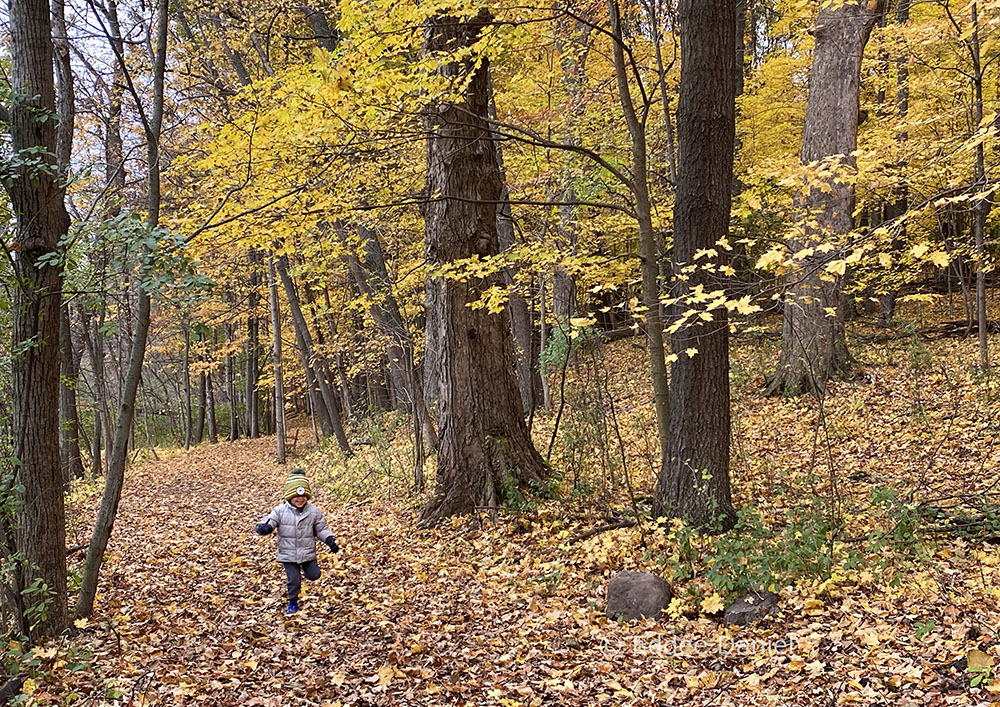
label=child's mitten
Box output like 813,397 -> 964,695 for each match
255,522 -> 274,536
325,537 -> 339,553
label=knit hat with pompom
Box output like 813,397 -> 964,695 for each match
283,468 -> 312,500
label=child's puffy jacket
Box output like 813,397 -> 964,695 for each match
258,502 -> 335,563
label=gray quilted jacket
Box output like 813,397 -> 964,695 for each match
259,502 -> 335,563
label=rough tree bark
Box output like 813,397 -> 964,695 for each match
5,0 -> 72,637
767,0 -> 885,396
655,0 -> 738,532
419,9 -> 548,526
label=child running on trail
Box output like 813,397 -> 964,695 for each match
255,468 -> 339,614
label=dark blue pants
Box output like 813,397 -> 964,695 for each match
283,560 -> 320,603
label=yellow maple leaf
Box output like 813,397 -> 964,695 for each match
701,592 -> 725,614
928,251 -> 950,268
825,259 -> 847,276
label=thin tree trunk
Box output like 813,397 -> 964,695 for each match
205,352 -> 218,444
194,370 -> 206,445
269,257 -> 287,463
879,0 -> 911,325
225,290 -> 241,441
539,274 -> 552,410
609,0 -> 670,466
642,0 -> 678,184
341,224 -> 438,450
246,251 -> 262,438
77,0 -> 167,618
183,325 -> 192,449
90,412 -> 102,480
970,2 -> 991,369
487,76 -> 540,416
275,254 -> 352,453
59,304 -> 85,485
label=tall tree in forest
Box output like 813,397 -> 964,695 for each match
341,223 -> 437,484
77,0 -> 169,618
655,0 -> 738,531
875,0 -> 910,325
2,0 -> 72,637
268,258 -> 287,463
419,9 -> 548,525
54,0 -> 85,487
608,0 -> 671,464
766,0 -> 885,396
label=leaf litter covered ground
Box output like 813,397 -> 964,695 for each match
28,322 -> 1000,706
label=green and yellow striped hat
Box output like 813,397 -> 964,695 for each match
283,468 -> 312,501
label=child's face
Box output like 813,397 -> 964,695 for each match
290,495 -> 308,508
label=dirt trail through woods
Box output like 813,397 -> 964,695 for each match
74,435 -> 976,707
83,437 -> 581,707
82,437 -> 438,706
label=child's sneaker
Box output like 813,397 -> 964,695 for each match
286,602 -> 298,614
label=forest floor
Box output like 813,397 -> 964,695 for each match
22,313 -> 1000,706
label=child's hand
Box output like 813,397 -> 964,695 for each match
325,537 -> 339,553
255,522 -> 274,536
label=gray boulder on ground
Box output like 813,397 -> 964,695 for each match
606,570 -> 673,621
723,590 -> 779,626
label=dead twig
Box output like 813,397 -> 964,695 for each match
568,519 -> 637,544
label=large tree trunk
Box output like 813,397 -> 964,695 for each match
767,0 -> 884,396
5,0 -> 72,636
655,0 -> 737,532
419,10 -> 548,526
